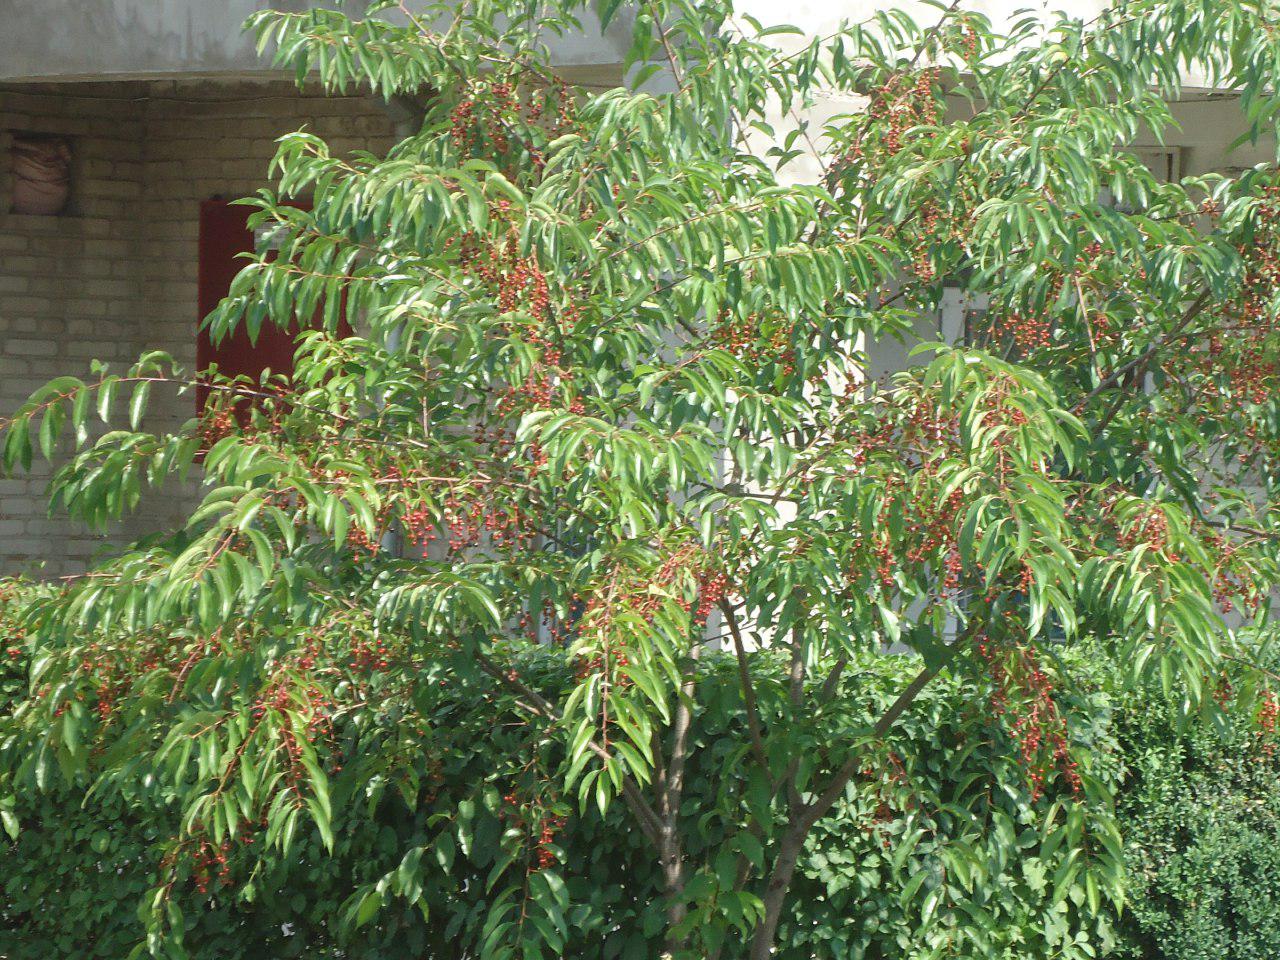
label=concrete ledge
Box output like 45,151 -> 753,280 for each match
0,0 -> 632,83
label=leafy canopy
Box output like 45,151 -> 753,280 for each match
4,0 -> 1280,957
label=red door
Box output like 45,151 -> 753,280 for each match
196,199 -> 299,413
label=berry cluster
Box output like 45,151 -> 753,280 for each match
498,256 -> 551,323
250,666 -> 335,791
844,388 -> 1008,597
450,76 -> 520,154
402,499 -> 438,549
1258,689 -> 1278,758
440,491 -> 534,555
349,634 -> 392,673
1116,504 -> 1170,555
711,311 -> 798,377
570,546 -> 729,712
991,312 -> 1052,352
860,752 -> 909,849
977,639 -> 1081,801
454,228 -> 588,424
500,791 -> 567,870
868,68 -> 940,156
1206,532 -> 1263,616
910,202 -> 943,281
694,567 -> 729,625
1213,670 -> 1234,709
197,402 -> 237,448
1175,182 -> 1280,454
450,97 -> 477,152
191,837 -> 233,895
345,524 -> 380,558
57,632 -> 183,724
448,73 -> 578,164
534,814 -> 566,868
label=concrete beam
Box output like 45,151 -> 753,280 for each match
0,0 -> 631,83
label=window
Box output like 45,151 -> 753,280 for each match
8,132 -> 72,216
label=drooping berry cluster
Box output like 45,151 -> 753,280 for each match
1258,689 -> 1278,759
867,67 -> 940,157
990,312 -> 1053,352
500,790 -> 567,871
839,386 -> 1024,599
1205,531 -> 1263,616
976,639 -> 1082,801
402,499 -> 438,549
694,566 -> 730,626
499,255 -> 551,323
1115,504 -> 1170,555
349,634 -> 392,673
197,401 -> 237,448
569,545 -> 730,726
1169,179 -> 1280,474
454,226 -> 588,424
191,836 -> 233,895
1,581 -> 24,666
250,658 -> 336,792
711,311 -> 798,377
448,73 -> 579,166
440,491 -> 535,555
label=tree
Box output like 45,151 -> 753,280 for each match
3,0 -> 1280,956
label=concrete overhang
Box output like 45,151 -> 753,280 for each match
0,0 -> 631,83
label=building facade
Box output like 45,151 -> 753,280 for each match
0,0 -> 1272,576
0,1 -> 630,577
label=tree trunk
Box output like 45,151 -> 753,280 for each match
662,833 -> 688,951
748,826 -> 806,960
660,645 -> 700,954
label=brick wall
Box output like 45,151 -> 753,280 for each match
0,84 -> 147,576
0,78 -> 396,577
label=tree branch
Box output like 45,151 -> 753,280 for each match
721,599 -> 769,768
819,656 -> 850,705
473,649 -> 665,844
783,623 -> 807,811
748,618 -> 979,960
1076,288 -> 1212,422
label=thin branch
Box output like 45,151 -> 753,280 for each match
646,1 -> 685,88
1076,288 -> 1212,417
720,599 -> 768,768
1221,653 -> 1280,686
473,649 -> 664,843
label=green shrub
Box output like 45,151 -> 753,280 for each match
3,574 -> 1278,959
1,619 -> 1124,959
1114,656 -> 1280,960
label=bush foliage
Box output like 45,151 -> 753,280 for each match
3,588 -> 1278,959
1115,650 -> 1280,960
0,632 -> 1108,958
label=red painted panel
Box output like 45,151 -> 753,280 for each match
196,199 -> 299,413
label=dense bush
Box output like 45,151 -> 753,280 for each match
0,596 -> 1124,959
1114,651 -> 1280,960
5,618 -> 1279,959
3,583 -> 1274,960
